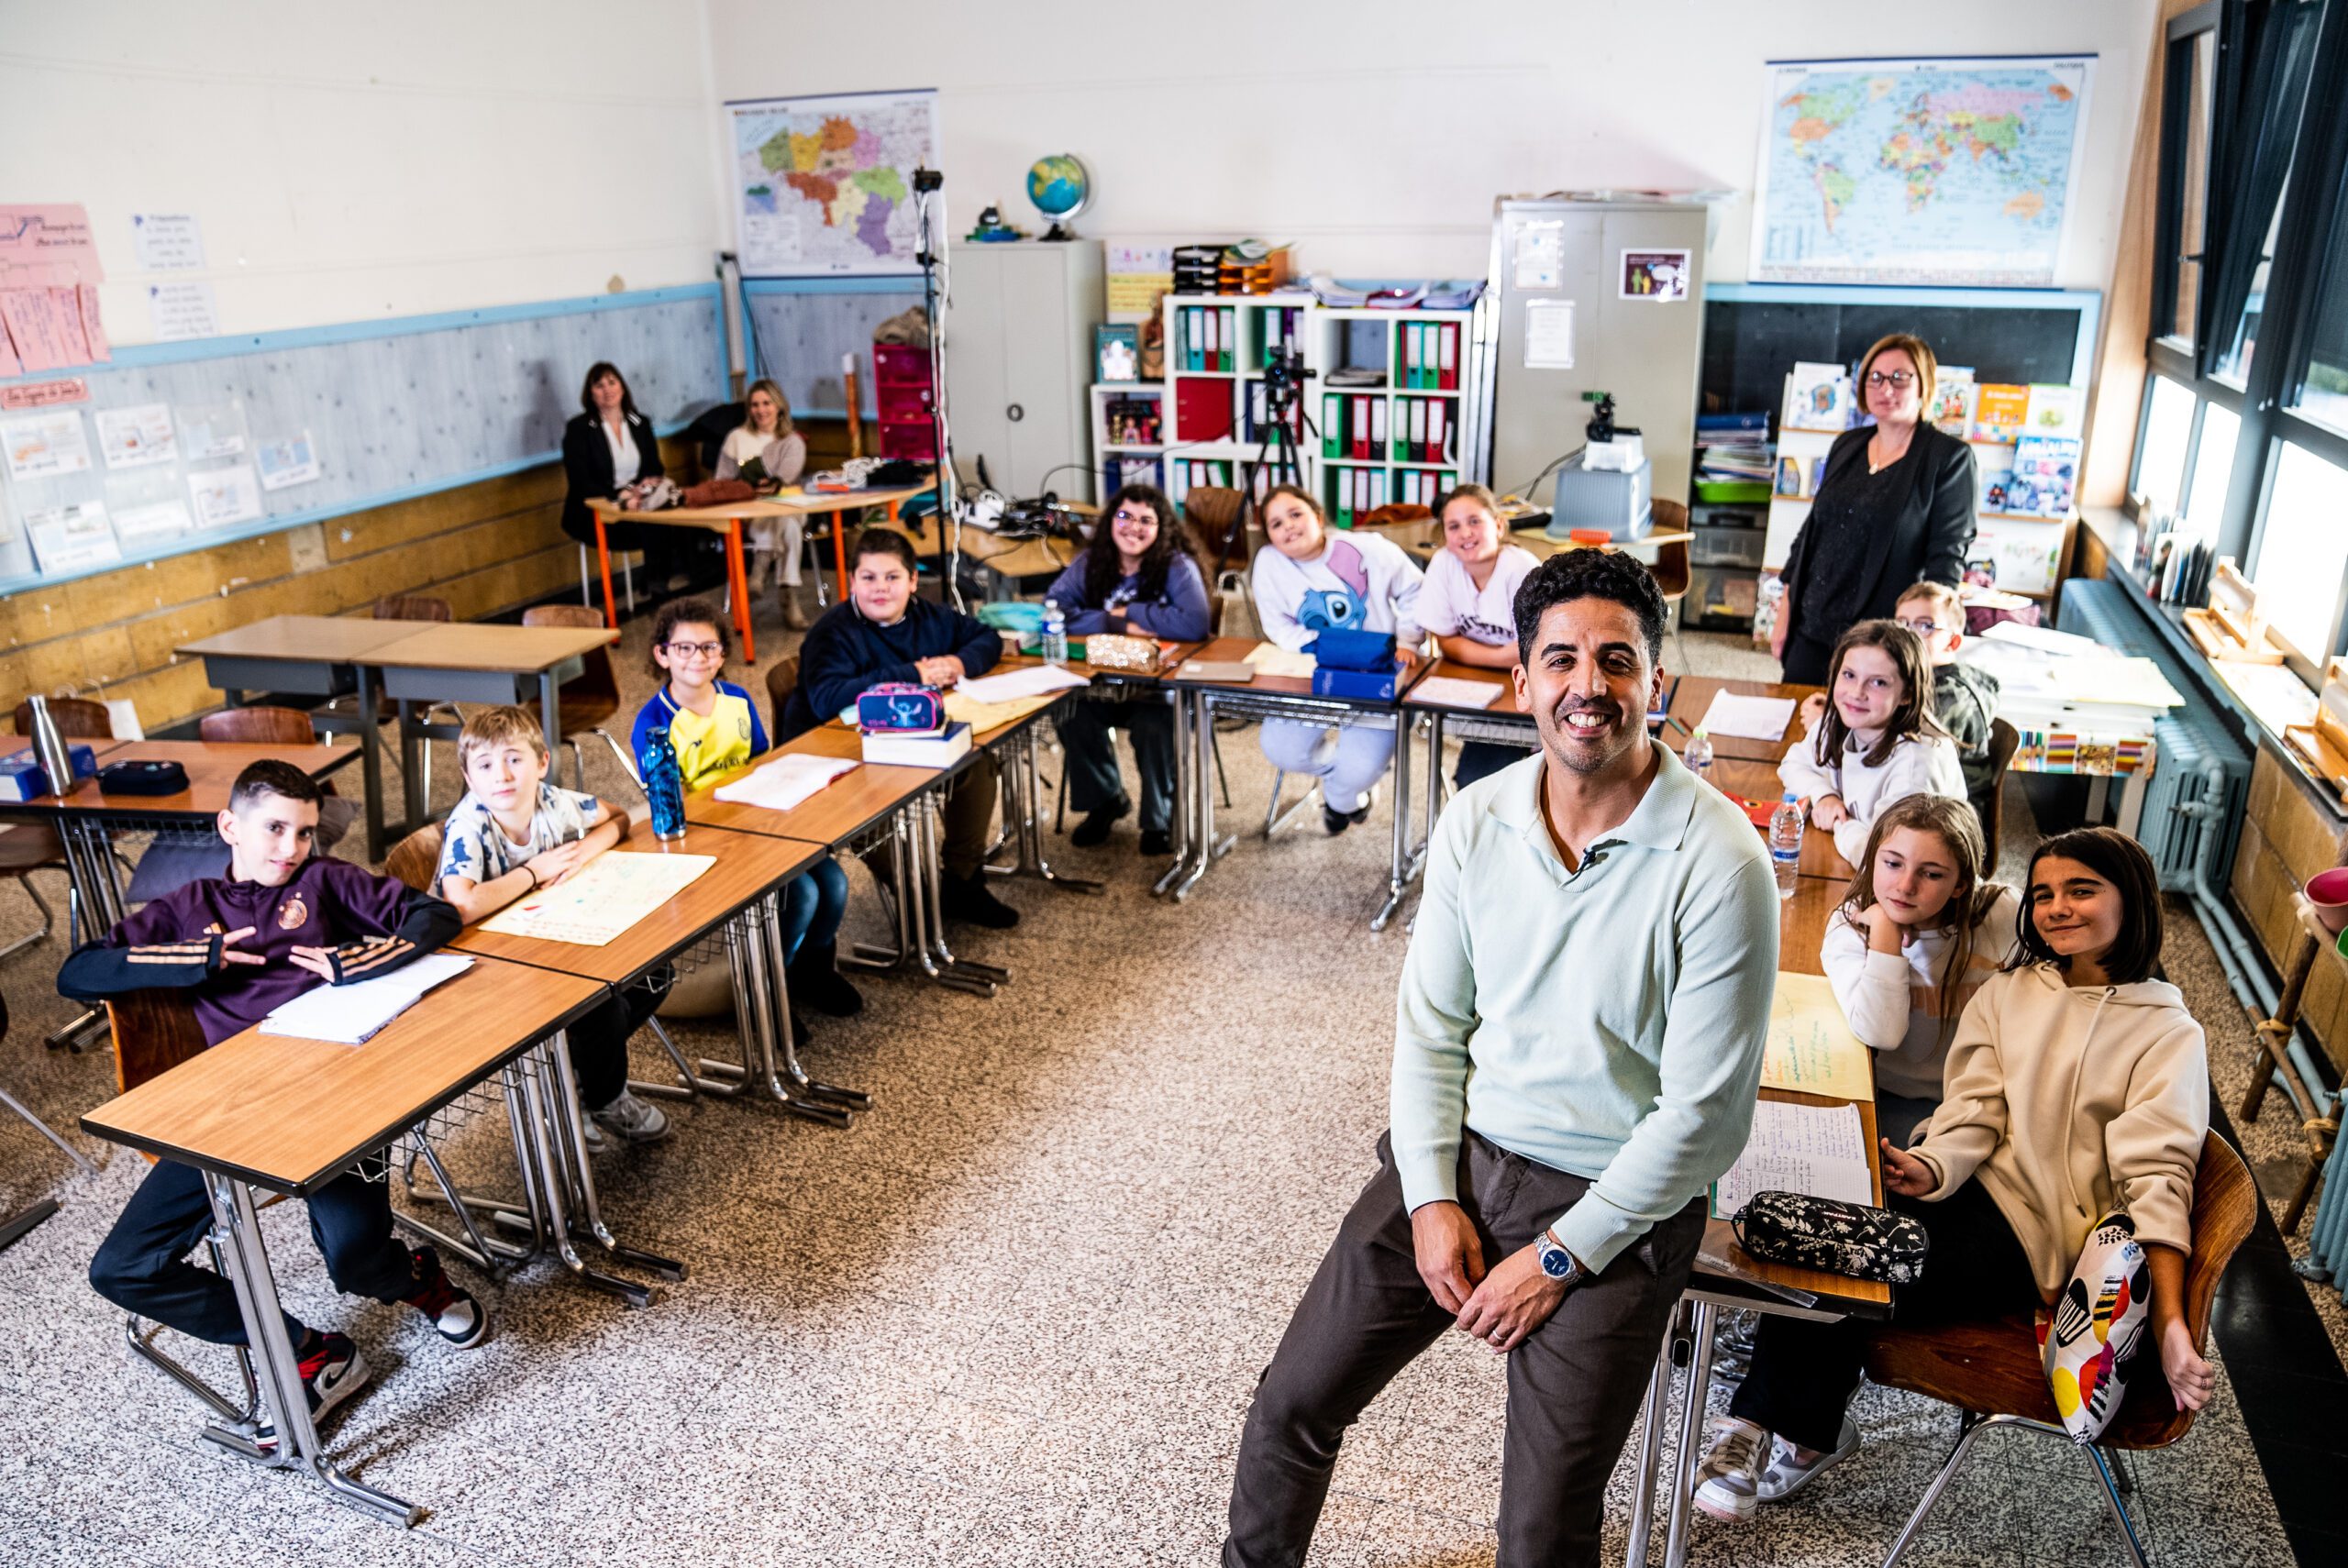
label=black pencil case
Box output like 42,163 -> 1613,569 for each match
97,759 -> 190,796
1732,1190 -> 1929,1286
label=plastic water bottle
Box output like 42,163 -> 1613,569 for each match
1769,791 -> 1805,900
640,727 -> 688,842
1682,725 -> 1713,782
1041,602 -> 1069,666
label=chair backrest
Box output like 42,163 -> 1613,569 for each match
196,705 -> 317,745
383,822 -> 447,895
1978,717 -> 2023,872
764,653 -> 802,732
106,991 -> 212,1098
1182,485 -> 1246,566
13,697 -> 115,740
373,595 -> 451,623
523,603 -> 623,712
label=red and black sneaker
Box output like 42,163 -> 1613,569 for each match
402,1246 -> 490,1350
255,1331 -> 369,1451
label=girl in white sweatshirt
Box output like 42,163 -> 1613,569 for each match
1778,619 -> 1966,867
1698,827 -> 2214,1523
1249,484 -> 1424,834
1822,793 -> 2020,1146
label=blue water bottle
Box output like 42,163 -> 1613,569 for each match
640,727 -> 688,841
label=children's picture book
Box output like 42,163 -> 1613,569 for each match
1781,362 -> 1854,433
2009,434 -> 2081,519
1974,442 -> 2019,514
1095,325 -> 1140,383
1966,515 -> 2065,596
2023,382 -> 2084,436
1970,384 -> 2030,444
1927,370 -> 1977,437
1775,455 -> 1806,496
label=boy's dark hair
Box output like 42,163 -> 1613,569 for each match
1511,547 -> 1667,667
1812,618 -> 1949,770
1084,484 -> 1189,606
227,759 -> 322,815
2011,826 -> 2165,985
648,597 -> 728,679
854,526 -> 921,576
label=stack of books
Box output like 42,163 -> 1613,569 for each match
1694,411 -> 1773,502
860,719 -> 971,767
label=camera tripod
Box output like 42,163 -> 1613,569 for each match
1213,351 -> 1319,579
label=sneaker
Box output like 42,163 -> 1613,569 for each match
1755,1417 -> 1860,1502
1323,787 -> 1377,836
787,944 -> 865,1017
781,592 -> 810,631
1139,828 -> 1173,856
256,1331 -> 369,1451
580,1116 -> 608,1155
790,1010 -> 815,1045
941,871 -> 1020,930
591,1088 -> 671,1144
1070,799 -> 1130,847
402,1246 -> 490,1350
1691,1416 -> 1771,1522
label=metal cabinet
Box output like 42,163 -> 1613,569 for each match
942,240 -> 1102,501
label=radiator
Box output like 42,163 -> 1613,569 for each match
2054,580 -> 2252,893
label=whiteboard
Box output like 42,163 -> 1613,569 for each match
0,285 -> 725,591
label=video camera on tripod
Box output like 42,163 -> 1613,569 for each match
1208,347 -> 1318,575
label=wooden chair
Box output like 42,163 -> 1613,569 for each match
1182,485 -> 1248,578
196,705 -> 316,745
1859,1132 -> 2258,1567
372,594 -> 451,624
521,603 -> 634,790
12,696 -> 114,740
1977,718 -> 2023,876
763,652 -> 801,734
382,823 -> 446,896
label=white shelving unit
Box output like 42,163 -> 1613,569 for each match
1089,382 -> 1168,502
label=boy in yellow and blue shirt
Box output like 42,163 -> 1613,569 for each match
630,599 -> 860,1020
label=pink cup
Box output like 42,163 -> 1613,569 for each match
2307,867 -> 2348,933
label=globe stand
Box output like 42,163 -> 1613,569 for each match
1040,221 -> 1076,242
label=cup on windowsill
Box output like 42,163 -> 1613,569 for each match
2305,867 -> 2348,934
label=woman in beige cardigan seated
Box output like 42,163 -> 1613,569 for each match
716,378 -> 812,626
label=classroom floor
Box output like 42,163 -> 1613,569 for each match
0,580 -> 2333,1566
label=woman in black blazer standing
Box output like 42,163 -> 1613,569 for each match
1771,333 -> 1977,685
561,361 -> 680,587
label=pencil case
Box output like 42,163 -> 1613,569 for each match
96,758 -> 191,796
857,684 -> 943,733
1306,628 -> 1396,672
1732,1190 -> 1929,1286
1084,634 -> 1161,674
1312,665 -> 1399,701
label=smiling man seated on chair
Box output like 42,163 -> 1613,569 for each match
60,760 -> 479,1447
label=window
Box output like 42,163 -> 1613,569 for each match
2156,25 -> 2219,347
2135,374 -> 2198,515
2253,442 -> 2348,657
2298,188 -> 2348,433
2182,402 -> 2241,540
2213,201 -> 2285,384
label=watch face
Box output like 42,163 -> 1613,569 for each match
1540,1246 -> 1575,1280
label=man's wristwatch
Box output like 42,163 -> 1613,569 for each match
1534,1228 -> 1582,1287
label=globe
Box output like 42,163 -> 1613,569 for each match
1027,154 -> 1091,239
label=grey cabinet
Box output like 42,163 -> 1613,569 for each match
942,240 -> 1103,501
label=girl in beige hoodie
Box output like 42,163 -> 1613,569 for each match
1696,827 -> 2215,1524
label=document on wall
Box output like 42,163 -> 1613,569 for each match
1,410 -> 94,481
186,463 -> 264,528
1711,1099 -> 1874,1220
954,663 -> 1092,704
260,954 -> 474,1045
94,403 -> 177,469
1762,972 -> 1877,1100
25,502 -> 121,574
177,401 -> 247,459
255,430 -> 322,490
1696,690 -> 1796,743
147,281 -> 219,341
111,498 -> 194,544
1523,299 -> 1576,370
129,213 -> 206,271
479,851 -> 715,946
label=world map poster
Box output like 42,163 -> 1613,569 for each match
1751,56 -> 2094,287
728,89 -> 938,276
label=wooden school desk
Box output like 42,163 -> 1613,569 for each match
178,616 -> 438,859
770,480 -> 936,600
450,817 -> 864,1131
80,955 -> 606,1528
586,497 -> 759,662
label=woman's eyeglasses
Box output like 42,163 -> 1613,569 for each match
1111,509 -> 1156,525
663,641 -> 725,659
1865,370 -> 1916,390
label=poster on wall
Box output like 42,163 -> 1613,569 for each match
186,463 -> 264,528
725,88 -> 938,277
1751,55 -> 2095,287
1,410 -> 93,482
1620,250 -> 1690,301
25,501 -> 121,574
95,403 -> 177,469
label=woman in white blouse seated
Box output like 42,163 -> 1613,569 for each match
715,379 -> 812,627
560,361 -> 682,590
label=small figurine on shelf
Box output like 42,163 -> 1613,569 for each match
967,204 -> 1024,243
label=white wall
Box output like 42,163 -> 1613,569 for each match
705,0 -> 2154,290
0,1 -> 726,343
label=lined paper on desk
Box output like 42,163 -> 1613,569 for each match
260,953 -> 473,1044
1711,1099 -> 1872,1220
1411,676 -> 1503,711
1696,690 -> 1795,743
954,664 -> 1091,704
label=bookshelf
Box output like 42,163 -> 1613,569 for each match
1090,382 -> 1167,502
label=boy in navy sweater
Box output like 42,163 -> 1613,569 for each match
61,761 -> 482,1442
781,526 -> 1019,928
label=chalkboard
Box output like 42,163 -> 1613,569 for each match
0,284 -> 725,592
742,281 -> 923,420
1699,286 -> 2100,422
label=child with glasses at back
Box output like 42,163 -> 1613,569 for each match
1894,580 -> 2003,819
632,599 -> 860,1019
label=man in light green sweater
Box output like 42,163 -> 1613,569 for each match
1224,549 -> 1780,1568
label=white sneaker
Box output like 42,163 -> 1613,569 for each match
1755,1417 -> 1860,1502
1692,1416 -> 1771,1522
590,1088 -> 670,1144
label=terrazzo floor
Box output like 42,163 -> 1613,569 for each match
0,583 -> 2323,1566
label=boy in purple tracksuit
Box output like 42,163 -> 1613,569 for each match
61,760 -> 482,1443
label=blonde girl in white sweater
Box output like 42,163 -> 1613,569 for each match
1822,793 -> 2020,1146
715,379 -> 811,624
1778,618 -> 1966,866
1697,826 -> 2213,1522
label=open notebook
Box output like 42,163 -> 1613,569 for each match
259,953 -> 474,1045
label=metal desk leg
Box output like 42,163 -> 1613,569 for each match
1154,688 -> 1200,898
203,1173 -> 425,1526
1170,691 -> 1229,903
1372,714 -> 1422,933
917,794 -> 1009,994
1623,1313 -> 1676,1566
989,724 -> 1102,893
355,663 -> 389,860
725,898 -> 852,1126
756,890 -> 870,1113
596,514 -> 619,628
537,672 -> 560,768
509,1041 -> 657,1309
0,1082 -> 94,1173
846,809 -> 925,973
1660,1297 -> 1718,1568
398,701 -> 427,834
1424,712 -> 1446,859
540,1030 -> 685,1281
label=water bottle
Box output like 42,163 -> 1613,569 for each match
1041,602 -> 1069,667
1769,791 -> 1805,900
640,726 -> 688,842
26,695 -> 74,799
1682,725 -> 1713,782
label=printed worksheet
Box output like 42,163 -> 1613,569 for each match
479,851 -> 715,946
1711,1099 -> 1872,1220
